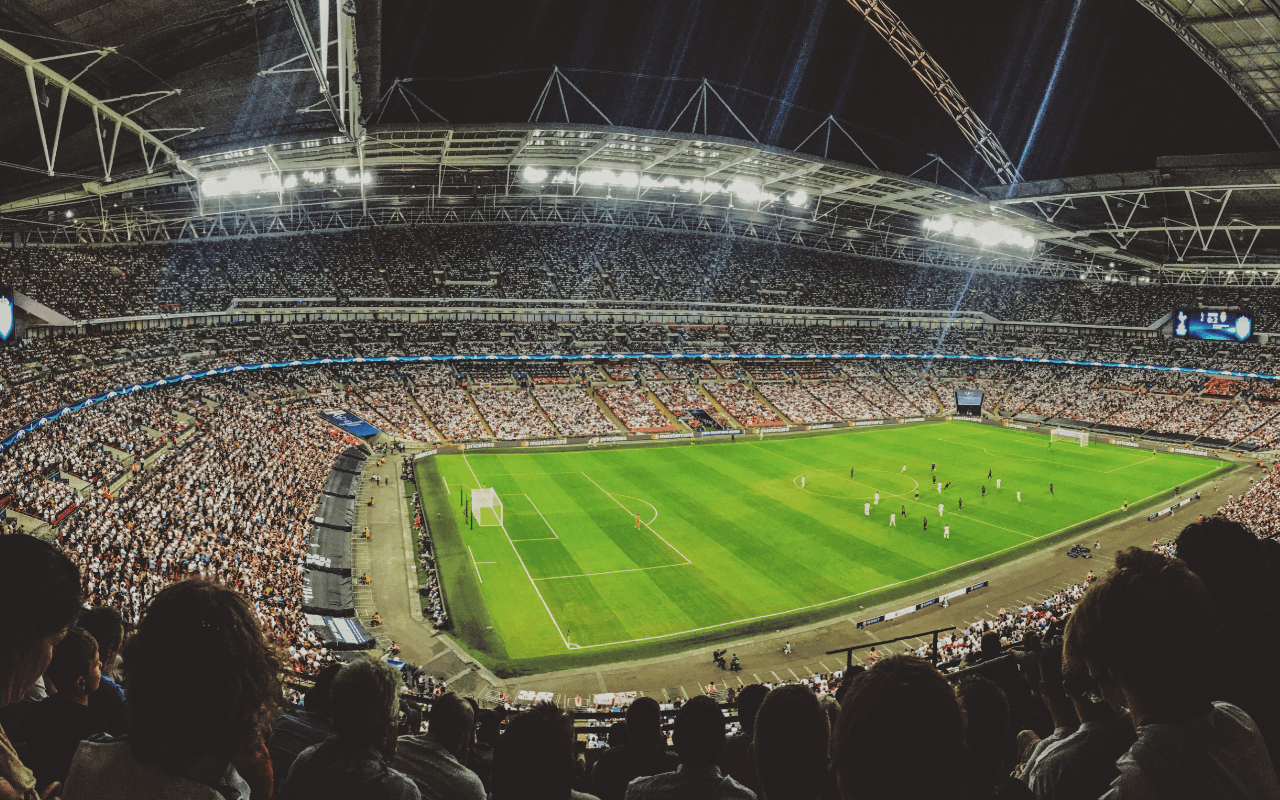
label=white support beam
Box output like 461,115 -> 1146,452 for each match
0,37 -> 193,180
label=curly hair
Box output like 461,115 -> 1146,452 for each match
122,579 -> 281,771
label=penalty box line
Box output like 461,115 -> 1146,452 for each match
461,454 -> 572,649
580,472 -> 692,567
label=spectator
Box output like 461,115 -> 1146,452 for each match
393,691 -> 484,800
268,664 -> 339,791
1016,642 -> 1078,779
0,534 -> 82,800
624,694 -> 754,800
1174,518 -> 1280,765
1066,547 -> 1280,798
467,708 -> 501,792
75,607 -> 127,736
592,697 -> 678,800
24,628 -> 107,788
832,655 -> 963,800
490,702 -> 596,800
955,676 -> 1034,799
1024,620 -> 1134,800
752,685 -> 829,800
277,656 -> 418,800
717,684 -> 768,797
63,579 -> 281,800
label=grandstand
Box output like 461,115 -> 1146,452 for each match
4,1 -> 1280,798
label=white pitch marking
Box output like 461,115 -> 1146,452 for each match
580,472 -> 691,565
468,546 -> 484,584
522,494 -> 561,540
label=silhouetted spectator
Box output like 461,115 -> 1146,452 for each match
1016,641 -> 1078,778
1024,619 -> 1134,800
0,534 -> 82,800
956,676 -> 1033,800
393,691 -> 483,800
467,708 -> 501,792
1175,518 -> 1280,765
24,628 -> 107,788
491,702 -> 597,800
593,697 -> 678,800
64,579 -> 282,800
278,656 -> 418,800
753,685 -> 829,800
624,694 -> 754,800
832,655 -> 963,800
76,607 -> 126,736
1067,546 -> 1280,798
718,684 -> 767,797
269,664 -> 338,790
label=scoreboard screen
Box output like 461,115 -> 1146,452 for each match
1172,309 -> 1254,342
955,388 -> 984,407
0,286 -> 14,345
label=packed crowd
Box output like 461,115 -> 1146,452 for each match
470,388 -> 556,440
532,388 -> 618,437
10,224 -> 1280,328
708,382 -> 785,428
596,386 -> 672,433
6,515 -> 1280,800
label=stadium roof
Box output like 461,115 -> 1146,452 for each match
1136,0 -> 1280,146
0,0 -> 1275,284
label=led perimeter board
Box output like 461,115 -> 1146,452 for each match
1172,309 -> 1254,342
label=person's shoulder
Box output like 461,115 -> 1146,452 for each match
383,764 -> 424,800
717,772 -> 758,799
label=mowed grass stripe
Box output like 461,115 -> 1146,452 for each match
438,424 -> 1223,658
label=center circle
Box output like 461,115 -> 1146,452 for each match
793,469 -> 920,500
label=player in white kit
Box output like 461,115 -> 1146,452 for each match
996,478 -> 1001,489
944,525 -> 950,539
938,502 -> 944,517
874,492 -> 880,505
801,476 -> 806,488
864,503 -> 870,516
889,513 -> 896,527
937,483 -> 942,494
1017,490 -> 1022,502
902,465 -> 907,472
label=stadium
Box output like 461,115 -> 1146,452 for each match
3,0 -> 1280,798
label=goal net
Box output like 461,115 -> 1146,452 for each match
472,487 -> 503,526
1050,428 -> 1088,447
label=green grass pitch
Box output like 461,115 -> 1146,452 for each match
425,422 -> 1228,673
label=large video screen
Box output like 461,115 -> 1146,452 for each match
955,388 -> 984,407
0,286 -> 14,345
1172,308 -> 1254,342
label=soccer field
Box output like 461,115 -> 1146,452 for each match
424,422 -> 1228,670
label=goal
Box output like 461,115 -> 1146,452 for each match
472,487 -> 504,526
1050,428 -> 1088,447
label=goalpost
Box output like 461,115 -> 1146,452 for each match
472,487 -> 504,526
1050,428 -> 1089,447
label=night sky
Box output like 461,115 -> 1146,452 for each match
380,0 -> 1274,187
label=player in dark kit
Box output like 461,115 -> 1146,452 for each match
988,468 -> 992,478
981,485 -> 986,497
923,518 -> 928,532
958,497 -> 963,510
1050,483 -> 1054,495
901,504 -> 907,517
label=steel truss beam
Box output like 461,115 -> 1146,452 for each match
1133,0 -> 1280,147
0,37 -> 196,181
842,0 -> 1021,185
12,197 -> 1096,283
279,0 -> 363,140
999,183 -> 1280,270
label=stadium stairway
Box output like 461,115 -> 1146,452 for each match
404,390 -> 447,441
464,390 -> 497,439
642,386 -> 686,432
588,388 -> 631,434
697,382 -> 744,429
527,389 -> 562,436
750,384 -> 794,426
1190,401 -> 1238,445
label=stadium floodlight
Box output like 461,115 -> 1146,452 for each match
201,170 -> 283,198
924,214 -> 1035,250
548,168 -> 789,206
787,190 -> 809,207
522,166 -> 548,183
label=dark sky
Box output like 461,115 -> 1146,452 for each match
380,0 -> 1274,187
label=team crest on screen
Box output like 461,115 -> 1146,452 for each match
0,295 -> 13,341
